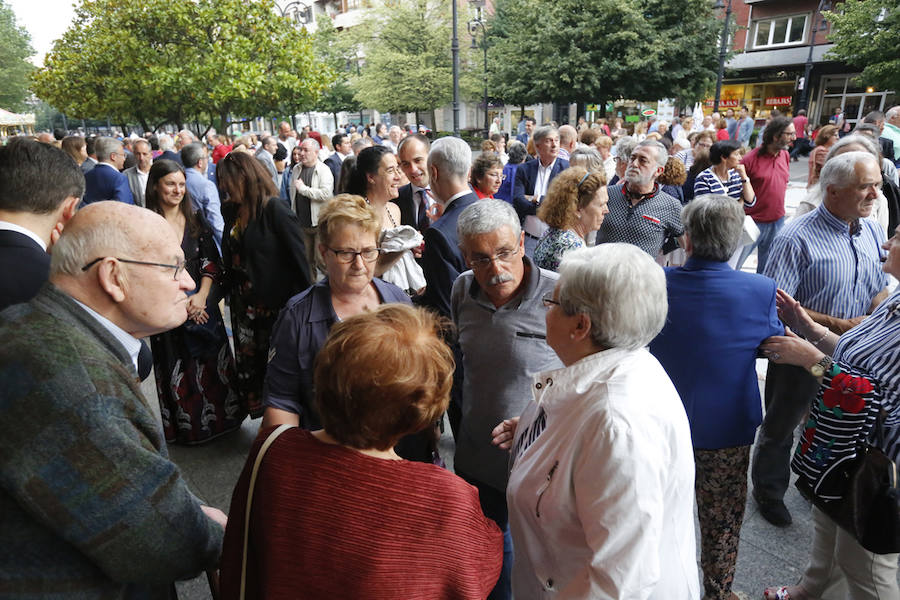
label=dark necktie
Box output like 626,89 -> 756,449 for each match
137,340 -> 153,381
417,189 -> 431,231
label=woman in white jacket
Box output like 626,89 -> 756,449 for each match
493,243 -> 700,599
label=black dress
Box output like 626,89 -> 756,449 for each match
149,213 -> 245,444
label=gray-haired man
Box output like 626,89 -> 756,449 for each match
451,199 -> 561,600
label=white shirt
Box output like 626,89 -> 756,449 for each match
136,168 -> 149,195
533,158 -> 556,200
72,299 -> 142,374
507,347 -> 700,600
0,221 -> 46,251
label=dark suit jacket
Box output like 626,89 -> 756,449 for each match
0,230 -> 49,311
880,137 -> 895,165
392,183 -> 418,229
512,157 -> 569,222
417,192 -> 478,318
324,153 -> 342,194
83,164 -> 134,205
154,150 -> 183,166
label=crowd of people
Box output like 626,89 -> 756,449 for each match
1,103 -> 900,599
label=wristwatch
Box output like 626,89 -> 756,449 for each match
808,355 -> 833,378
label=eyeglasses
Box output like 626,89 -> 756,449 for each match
326,247 -> 382,263
381,166 -> 402,177
468,247 -> 520,269
541,293 -> 561,308
81,257 -> 188,280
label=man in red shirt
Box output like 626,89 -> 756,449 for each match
790,109 -> 810,161
735,116 -> 796,273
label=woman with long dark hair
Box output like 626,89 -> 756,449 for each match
144,159 -> 245,443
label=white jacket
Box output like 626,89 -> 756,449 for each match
289,161 -> 334,226
506,347 -> 700,600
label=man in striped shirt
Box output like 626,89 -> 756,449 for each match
751,151 -> 890,527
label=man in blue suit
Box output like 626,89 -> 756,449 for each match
82,137 -> 133,205
418,136 -> 477,319
512,125 -> 569,256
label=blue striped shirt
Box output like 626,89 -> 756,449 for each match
763,205 -> 888,317
834,288 -> 900,460
693,167 -> 756,208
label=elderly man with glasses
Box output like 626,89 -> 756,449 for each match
451,199 -> 562,600
0,201 -> 226,597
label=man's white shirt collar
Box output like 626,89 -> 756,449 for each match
0,221 -> 46,251
72,299 -> 142,373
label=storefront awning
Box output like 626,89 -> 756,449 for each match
726,43 -> 836,70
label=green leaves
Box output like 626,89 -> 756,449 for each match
0,0 -> 35,112
825,1 -> 900,94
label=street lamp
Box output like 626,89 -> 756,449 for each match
468,18 -> 489,139
275,0 -> 313,26
451,0 -> 461,136
712,0 -> 733,114
798,0 -> 833,112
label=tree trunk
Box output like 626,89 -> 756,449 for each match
414,109 -> 421,131
333,112 -> 339,131
429,109 -> 437,133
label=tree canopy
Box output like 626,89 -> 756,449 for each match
825,1 -> 900,95
31,0 -> 330,132
0,0 -> 35,112
312,15 -> 362,127
488,0 -> 721,107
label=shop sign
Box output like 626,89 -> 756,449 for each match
703,98 -> 740,108
625,115 -> 641,123
586,104 -> 599,111
641,109 -> 656,116
765,96 -> 793,106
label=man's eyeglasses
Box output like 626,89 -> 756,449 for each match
541,293 -> 561,308
468,248 -> 519,269
326,247 -> 382,263
81,257 -> 188,280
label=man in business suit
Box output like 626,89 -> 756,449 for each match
123,139 -> 152,207
515,117 -> 535,145
181,142 -> 225,253
81,136 -> 98,174
418,136 -> 478,318
512,125 -> 569,256
393,134 -> 434,232
255,135 -> 280,190
153,133 -> 182,165
83,137 -> 133,205
324,133 -> 351,194
0,139 -> 82,311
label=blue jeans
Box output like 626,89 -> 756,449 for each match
735,216 -> 785,273
457,471 -> 512,600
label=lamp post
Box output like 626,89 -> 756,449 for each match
712,0 -> 733,114
451,0 -> 461,136
798,0 -> 833,112
468,18 -> 489,139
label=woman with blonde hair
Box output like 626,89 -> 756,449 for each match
533,167 -> 608,271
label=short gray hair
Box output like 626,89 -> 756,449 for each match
301,137 -> 321,151
157,134 -> 174,152
532,125 -> 558,145
180,142 -> 206,169
568,146 -> 603,172
457,198 -> 521,241
820,151 -> 879,195
94,137 -> 122,162
825,133 -> 879,163
428,136 -> 471,180
637,139 -> 668,167
50,214 -> 137,277
613,136 -> 637,163
682,195 -> 744,262
886,106 -> 900,121
557,243 -> 667,350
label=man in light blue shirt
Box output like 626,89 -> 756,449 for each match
181,142 -> 224,252
737,106 -> 754,147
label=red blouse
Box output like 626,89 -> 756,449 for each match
220,428 -> 503,599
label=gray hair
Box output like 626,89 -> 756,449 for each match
133,138 -> 150,152
886,106 -> 900,121
557,243 -> 667,350
50,216 -> 137,277
506,140 -> 528,164
820,151 -> 879,195
613,136 -> 637,163
682,195 -> 744,262
428,136 -> 472,180
94,137 -> 122,162
457,198 -> 521,241
180,142 -> 206,169
569,146 -> 604,172
825,133 -> 879,163
157,134 -> 174,152
301,137 -> 321,151
532,125 -> 558,145
637,139 -> 668,167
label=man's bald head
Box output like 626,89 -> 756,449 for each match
558,125 -> 577,153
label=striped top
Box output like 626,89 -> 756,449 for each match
763,204 -> 888,317
693,167 -> 757,208
833,288 -> 900,461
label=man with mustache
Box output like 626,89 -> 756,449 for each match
596,139 -> 684,257
451,199 -> 562,600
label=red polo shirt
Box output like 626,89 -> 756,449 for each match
742,147 -> 790,223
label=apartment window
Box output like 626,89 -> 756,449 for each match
753,15 -> 808,49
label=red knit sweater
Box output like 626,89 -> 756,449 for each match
220,428 -> 503,599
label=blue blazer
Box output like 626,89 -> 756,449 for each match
83,164 -> 134,205
512,157 -> 568,222
417,192 -> 478,318
649,258 -> 784,449
0,230 -> 49,311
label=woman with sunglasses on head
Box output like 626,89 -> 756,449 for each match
144,159 -> 245,444
260,195 -> 436,460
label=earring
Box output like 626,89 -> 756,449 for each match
569,333 -> 575,340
